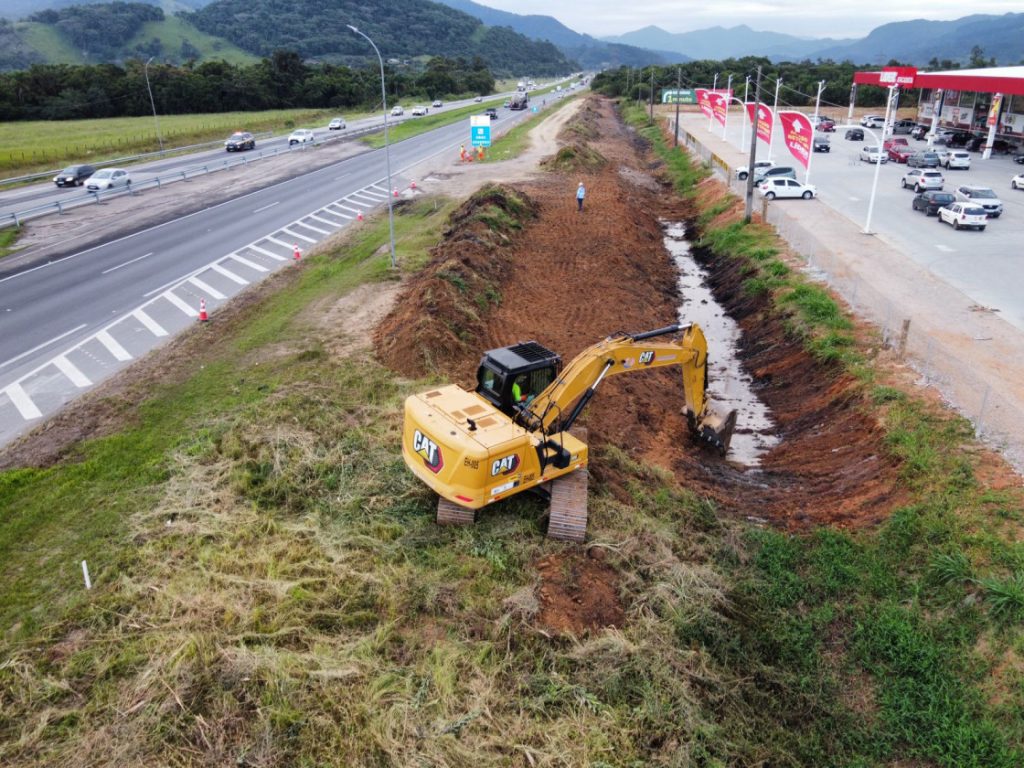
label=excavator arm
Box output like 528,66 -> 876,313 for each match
519,324 -> 736,453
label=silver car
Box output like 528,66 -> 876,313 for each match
859,146 -> 887,164
954,185 -> 1003,218
85,168 -> 130,191
937,149 -> 970,170
901,169 -> 944,192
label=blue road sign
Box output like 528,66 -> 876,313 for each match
470,115 -> 491,147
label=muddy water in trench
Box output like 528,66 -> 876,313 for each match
663,221 -> 779,467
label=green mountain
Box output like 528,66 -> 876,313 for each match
184,0 -> 575,75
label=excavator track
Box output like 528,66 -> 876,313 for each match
437,497 -> 475,526
547,427 -> 588,543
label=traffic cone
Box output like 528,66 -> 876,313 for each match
393,188 -> 399,197
410,180 -> 417,190
293,244 -> 301,261
357,210 -> 363,221
198,298 -> 208,322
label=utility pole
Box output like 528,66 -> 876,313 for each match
649,68 -> 655,122
674,67 -> 681,146
744,66 -> 763,224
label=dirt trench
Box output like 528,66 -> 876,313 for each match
376,96 -> 906,532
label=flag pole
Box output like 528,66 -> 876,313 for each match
805,80 -> 825,185
709,72 -> 718,131
768,77 -> 781,162
722,74 -> 733,140
741,75 -> 750,150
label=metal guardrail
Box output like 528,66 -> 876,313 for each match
0,124 -> 382,230
0,132 -> 276,188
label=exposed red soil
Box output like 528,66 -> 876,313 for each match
534,551 -> 623,635
376,95 -> 906,534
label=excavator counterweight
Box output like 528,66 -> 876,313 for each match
402,323 -> 736,541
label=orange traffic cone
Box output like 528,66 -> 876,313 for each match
293,244 -> 301,261
410,180 -> 417,190
393,188 -> 399,197
198,298 -> 208,322
357,210 -> 363,221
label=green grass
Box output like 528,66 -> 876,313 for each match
0,228 -> 23,260
127,17 -> 258,66
361,97 -> 510,150
0,108 -> 372,178
16,22 -> 86,65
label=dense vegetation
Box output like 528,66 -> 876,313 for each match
0,52 -> 495,121
185,0 -> 574,75
27,2 -> 164,61
594,58 -> 895,109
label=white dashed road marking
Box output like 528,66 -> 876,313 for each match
188,276 -> 226,300
265,235 -> 296,251
230,254 -> 268,272
5,383 -> 42,420
331,203 -> 361,216
308,214 -> 340,228
0,323 -> 87,370
96,330 -> 132,361
211,263 -> 249,285
282,227 -> 316,244
254,202 -> 280,213
53,355 -> 91,388
133,308 -> 168,337
162,290 -> 199,317
936,244 -> 954,252
297,220 -> 331,236
101,252 -> 154,275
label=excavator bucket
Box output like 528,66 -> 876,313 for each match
696,406 -> 737,456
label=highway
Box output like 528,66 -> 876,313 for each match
0,94 -> 556,447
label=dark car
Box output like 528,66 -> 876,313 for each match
1015,151 -> 1024,165
485,107 -> 498,120
753,165 -> 797,184
53,164 -> 96,187
910,125 -> 929,140
912,190 -> 956,215
224,131 -> 255,152
907,152 -> 940,168
947,132 -> 972,148
813,136 -> 830,153
845,128 -> 864,141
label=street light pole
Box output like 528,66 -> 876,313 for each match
348,24 -> 397,269
144,56 -> 164,153
864,85 -> 898,234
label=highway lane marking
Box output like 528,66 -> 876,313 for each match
350,191 -> 384,203
0,323 -> 88,370
370,183 -> 391,194
189,276 -> 227,299
96,330 -> 132,361
53,355 -> 91,388
849,196 -> 861,201
265,235 -> 296,251
320,207 -> 351,221
308,213 -> 341,228
211,263 -> 248,285
162,290 -> 199,317
254,201 -> 280,213
297,220 -> 331,235
332,203 -> 361,215
4,382 -> 42,420
248,244 -> 287,261
282,227 -> 316,244
229,253 -> 269,272
133,309 -> 168,337
101,252 -> 153,275
335,173 -> 351,180
935,244 -> 955,253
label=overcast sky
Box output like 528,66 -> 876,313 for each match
477,1 -> 1018,39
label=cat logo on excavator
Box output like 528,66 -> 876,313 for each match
402,323 -> 737,542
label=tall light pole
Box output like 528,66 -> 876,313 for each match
348,24 -> 397,269
144,56 -> 164,153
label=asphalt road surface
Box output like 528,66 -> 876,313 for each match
0,95 -> 556,447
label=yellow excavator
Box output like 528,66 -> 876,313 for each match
401,324 -> 737,541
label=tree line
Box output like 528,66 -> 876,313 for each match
0,52 -> 497,121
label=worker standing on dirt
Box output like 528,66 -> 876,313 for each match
576,181 -> 586,212
460,144 -> 467,162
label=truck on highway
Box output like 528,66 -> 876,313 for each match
509,92 -> 529,110
517,81 -> 526,92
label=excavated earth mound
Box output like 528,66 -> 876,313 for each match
377,95 -> 906,534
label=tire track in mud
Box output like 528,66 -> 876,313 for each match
377,95 -> 907,531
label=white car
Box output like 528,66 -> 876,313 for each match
390,105 -> 404,116
937,149 -> 970,170
758,178 -> 816,200
954,185 -> 1003,218
861,115 -> 885,129
85,168 -> 130,191
411,105 -> 429,116
431,100 -> 443,108
328,117 -> 346,130
938,203 -> 988,231
473,96 -> 483,102
1012,173 -> 1024,190
288,129 -> 315,145
901,169 -> 944,192
859,146 -> 887,164
735,160 -> 773,181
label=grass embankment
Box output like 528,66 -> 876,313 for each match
1,110 -> 1022,766
0,228 -> 23,260
0,108 -> 368,179
624,102 -> 1024,766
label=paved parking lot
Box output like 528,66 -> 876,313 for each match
688,110 -> 1024,330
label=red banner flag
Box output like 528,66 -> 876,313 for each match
746,103 -> 773,144
696,89 -> 713,119
778,110 -> 812,169
710,92 -> 727,126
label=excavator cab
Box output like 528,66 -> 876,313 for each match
475,341 -> 561,418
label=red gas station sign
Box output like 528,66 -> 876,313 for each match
879,67 -> 917,87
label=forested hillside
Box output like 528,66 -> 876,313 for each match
185,0 -> 574,75
28,2 -> 164,60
